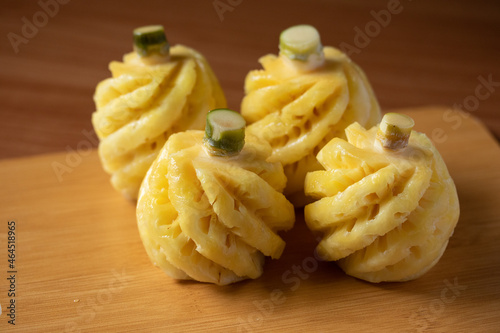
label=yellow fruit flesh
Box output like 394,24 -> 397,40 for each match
304,122 -> 459,282
241,47 -> 381,206
92,45 -> 227,199
137,131 -> 295,285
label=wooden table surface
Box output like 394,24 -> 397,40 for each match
1,1 -> 500,332
0,0 -> 499,160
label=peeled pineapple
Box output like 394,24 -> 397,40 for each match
136,111 -> 295,285
241,25 -> 381,206
304,113 -> 460,282
92,25 -> 226,199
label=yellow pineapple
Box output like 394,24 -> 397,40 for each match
241,25 -> 381,206
137,109 -> 295,285
92,25 -> 226,199
304,113 -> 460,282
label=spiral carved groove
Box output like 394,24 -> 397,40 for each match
241,47 -> 381,206
137,131 -> 295,285
304,122 -> 460,282
92,45 -> 226,199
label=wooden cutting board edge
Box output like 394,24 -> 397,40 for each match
0,106 -> 499,332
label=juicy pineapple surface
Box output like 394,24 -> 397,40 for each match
304,122 -> 460,282
137,131 -> 295,285
92,45 -> 226,199
241,47 -> 381,206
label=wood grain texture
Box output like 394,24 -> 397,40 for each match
0,0 -> 499,160
0,108 -> 499,332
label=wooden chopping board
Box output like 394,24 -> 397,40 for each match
0,107 -> 499,332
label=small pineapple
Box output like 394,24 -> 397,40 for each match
241,25 -> 381,206
137,109 -> 295,285
92,25 -> 226,199
304,113 -> 460,282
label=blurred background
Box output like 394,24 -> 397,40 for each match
1,0 -> 499,159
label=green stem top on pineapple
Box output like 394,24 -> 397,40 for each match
376,113 -> 415,150
133,25 -> 170,60
204,109 -> 246,157
279,24 -> 324,69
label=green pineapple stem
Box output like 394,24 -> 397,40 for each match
279,24 -> 323,62
133,25 -> 170,58
204,109 -> 246,156
376,113 -> 415,150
